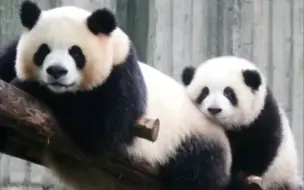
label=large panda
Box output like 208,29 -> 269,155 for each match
181,56 -> 303,190
0,1 -> 232,190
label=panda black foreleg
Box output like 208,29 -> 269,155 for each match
0,39 -> 19,83
159,136 -> 230,190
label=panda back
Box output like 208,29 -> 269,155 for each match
126,62 -> 231,169
262,106 -> 302,189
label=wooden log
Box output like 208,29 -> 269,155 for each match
0,78 -> 161,188
0,78 -> 263,190
1,78 -> 160,143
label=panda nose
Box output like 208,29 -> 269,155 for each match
207,107 -> 222,115
46,65 -> 68,79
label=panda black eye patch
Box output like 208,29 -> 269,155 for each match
223,86 -> 237,106
196,87 -> 209,104
69,45 -> 86,69
34,43 -> 50,66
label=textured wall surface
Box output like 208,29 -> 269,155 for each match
0,0 -> 303,189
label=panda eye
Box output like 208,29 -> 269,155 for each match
224,87 -> 233,97
196,87 -> 209,104
68,45 -> 86,69
33,43 -> 50,66
223,87 -> 237,106
69,45 -> 81,57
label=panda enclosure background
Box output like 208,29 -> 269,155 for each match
0,0 -> 303,189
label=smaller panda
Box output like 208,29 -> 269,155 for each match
181,56 -> 303,190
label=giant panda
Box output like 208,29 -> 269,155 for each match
0,1 -> 232,190
181,55 -> 304,190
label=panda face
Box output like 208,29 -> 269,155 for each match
15,1 -> 129,93
182,56 -> 268,129
31,43 -> 85,93
192,80 -> 244,129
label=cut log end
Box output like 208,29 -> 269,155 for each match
136,117 -> 160,142
244,175 -> 263,190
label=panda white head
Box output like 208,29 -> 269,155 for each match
15,1 -> 130,93
181,56 -> 268,130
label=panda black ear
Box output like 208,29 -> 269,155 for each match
20,1 -> 41,30
242,70 -> 261,91
182,66 -> 196,86
87,8 -> 117,35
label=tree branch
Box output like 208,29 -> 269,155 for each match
0,78 -> 263,190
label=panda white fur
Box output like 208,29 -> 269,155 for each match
181,56 -> 303,190
0,1 -> 232,190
